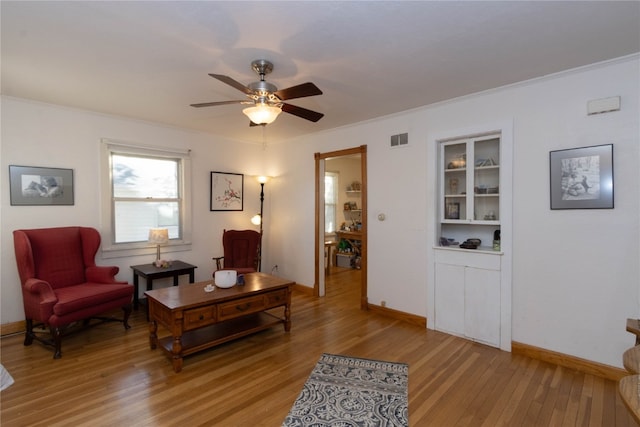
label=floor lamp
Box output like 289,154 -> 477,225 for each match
251,176 -> 269,271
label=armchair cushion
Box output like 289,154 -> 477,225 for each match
53,283 -> 133,317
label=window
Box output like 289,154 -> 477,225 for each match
324,172 -> 338,233
101,139 -> 191,255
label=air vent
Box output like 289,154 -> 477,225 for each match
390,133 -> 409,148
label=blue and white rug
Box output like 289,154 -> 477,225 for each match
283,353 -> 408,426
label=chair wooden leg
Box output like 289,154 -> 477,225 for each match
50,326 -> 62,359
24,319 -> 34,346
122,304 -> 132,329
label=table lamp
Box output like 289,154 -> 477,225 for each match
148,228 -> 169,266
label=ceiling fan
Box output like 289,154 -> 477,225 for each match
190,59 -> 324,126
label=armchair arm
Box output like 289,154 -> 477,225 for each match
86,266 -> 125,284
212,256 -> 224,271
23,278 -> 57,321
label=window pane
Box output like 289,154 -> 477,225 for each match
114,201 -> 179,243
325,205 -> 335,233
324,173 -> 338,233
112,154 -> 178,198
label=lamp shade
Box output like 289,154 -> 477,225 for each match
251,214 -> 262,225
243,104 -> 281,125
148,228 -> 169,245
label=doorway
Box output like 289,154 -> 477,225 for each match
314,145 -> 367,309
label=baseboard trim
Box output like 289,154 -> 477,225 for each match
367,303 -> 427,328
512,341 -> 627,381
1,320 -> 26,337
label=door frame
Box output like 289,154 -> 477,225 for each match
314,145 -> 368,309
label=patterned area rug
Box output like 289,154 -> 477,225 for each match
282,353 -> 408,426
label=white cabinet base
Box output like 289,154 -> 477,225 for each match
434,248 -> 501,348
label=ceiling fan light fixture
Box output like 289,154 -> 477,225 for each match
243,104 -> 282,125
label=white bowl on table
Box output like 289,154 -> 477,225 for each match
214,270 -> 237,288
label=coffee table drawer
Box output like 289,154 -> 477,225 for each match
265,289 -> 288,308
184,306 -> 216,330
218,295 -> 265,321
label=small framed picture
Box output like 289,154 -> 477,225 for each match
445,202 -> 460,219
9,165 -> 74,206
210,171 -> 243,211
550,144 -> 613,209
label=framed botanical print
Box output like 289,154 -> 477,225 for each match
210,171 -> 243,211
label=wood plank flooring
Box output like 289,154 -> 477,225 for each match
1,267 -> 637,426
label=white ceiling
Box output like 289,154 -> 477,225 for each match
2,1 -> 638,144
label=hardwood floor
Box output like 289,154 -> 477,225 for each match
1,267 -> 637,426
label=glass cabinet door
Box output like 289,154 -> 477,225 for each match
442,142 -> 467,221
473,137 -> 500,223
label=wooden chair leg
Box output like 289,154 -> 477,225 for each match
122,304 -> 132,329
24,319 -> 34,346
50,326 -> 62,359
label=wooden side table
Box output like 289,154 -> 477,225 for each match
130,260 -> 197,310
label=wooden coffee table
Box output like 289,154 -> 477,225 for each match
145,272 -> 294,372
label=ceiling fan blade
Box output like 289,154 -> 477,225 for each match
190,100 -> 247,108
209,73 -> 254,95
281,103 -> 324,122
274,82 -> 322,100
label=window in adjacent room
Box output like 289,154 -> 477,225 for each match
324,172 -> 338,233
100,139 -> 191,255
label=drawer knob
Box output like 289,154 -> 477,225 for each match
199,314 -> 204,320
236,304 -> 250,312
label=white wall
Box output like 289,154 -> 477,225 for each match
2,55 -> 638,369
267,56 -> 639,368
0,98 -> 269,324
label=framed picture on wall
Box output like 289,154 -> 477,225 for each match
550,144 -> 613,209
9,165 -> 74,206
210,171 -> 243,211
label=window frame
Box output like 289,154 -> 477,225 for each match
100,139 -> 192,258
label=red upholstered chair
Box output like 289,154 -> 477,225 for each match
13,226 -> 133,359
212,229 -> 261,275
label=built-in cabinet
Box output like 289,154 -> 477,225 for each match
433,130 -> 510,350
434,249 -> 501,347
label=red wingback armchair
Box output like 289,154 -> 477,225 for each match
13,226 -> 133,358
212,229 -> 261,275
